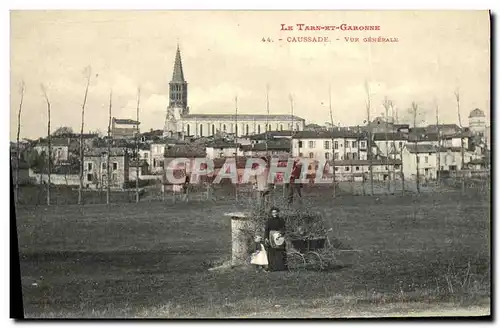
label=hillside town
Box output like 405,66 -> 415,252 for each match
11,46 -> 491,192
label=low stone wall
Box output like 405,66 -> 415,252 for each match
29,170 -> 80,186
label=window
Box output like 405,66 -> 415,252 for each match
223,124 -> 227,132
309,152 -> 314,159
113,162 -> 118,171
257,125 -> 261,134
298,141 -> 303,148
212,124 -> 215,135
308,141 -> 315,148
325,152 -> 330,160
344,166 -> 349,171
144,153 -> 149,159
268,124 -> 272,131
334,141 -> 338,149
186,124 -> 191,136
352,141 -> 357,148
425,156 -> 429,163
87,174 -> 93,182
296,123 -> 300,131
246,124 -> 249,135
417,156 -> 420,163
87,163 -> 93,171
346,152 -> 351,160
395,164 -> 400,169
334,167 -> 339,172
334,153 -> 339,160
299,152 -> 303,157
280,124 -> 283,131
355,166 -> 360,171
353,152 -> 358,160
360,141 -> 366,148
324,141 -> 330,149
101,162 -> 106,170
399,141 -> 403,148
344,141 -> 348,148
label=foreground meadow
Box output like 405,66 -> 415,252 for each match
15,189 -> 490,318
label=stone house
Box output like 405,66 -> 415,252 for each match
83,147 -> 129,189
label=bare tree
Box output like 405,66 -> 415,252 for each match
454,88 -> 466,193
234,94 -> 238,202
15,81 -> 25,204
364,81 -> 374,196
107,90 -> 112,204
434,98 -> 441,186
383,97 -> 392,194
41,84 -> 51,205
135,87 -> 141,203
357,125 -> 365,196
328,85 -> 336,198
391,103 -> 404,194
411,101 -> 420,194
287,94 -> 294,198
78,66 -> 93,205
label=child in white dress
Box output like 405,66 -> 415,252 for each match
250,236 -> 268,271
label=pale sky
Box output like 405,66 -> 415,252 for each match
10,10 -> 490,140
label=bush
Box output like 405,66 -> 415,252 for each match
122,179 -> 151,189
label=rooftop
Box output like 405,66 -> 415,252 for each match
292,130 -> 366,139
182,114 -> 305,121
405,144 -> 437,154
373,132 -> 408,141
113,118 -> 141,125
85,147 -> 128,157
164,145 -> 206,158
469,108 -> 485,118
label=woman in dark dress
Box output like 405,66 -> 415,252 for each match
264,207 -> 288,271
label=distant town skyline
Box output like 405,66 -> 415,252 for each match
10,10 -> 490,140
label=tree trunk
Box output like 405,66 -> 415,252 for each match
435,99 -> 441,186
365,82 -> 374,196
384,97 -> 391,194
78,67 -> 92,205
412,102 -> 420,194
328,86 -> 336,198
135,88 -> 141,203
455,89 -> 465,193
42,85 -> 51,206
107,90 -> 112,204
15,81 -> 25,204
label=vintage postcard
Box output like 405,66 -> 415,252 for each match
10,10 -> 491,319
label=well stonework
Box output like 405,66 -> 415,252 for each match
225,211 -> 256,267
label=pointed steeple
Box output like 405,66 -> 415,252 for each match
171,44 -> 185,82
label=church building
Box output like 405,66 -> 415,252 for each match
163,45 -> 305,138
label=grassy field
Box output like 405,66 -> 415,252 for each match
15,188 -> 491,318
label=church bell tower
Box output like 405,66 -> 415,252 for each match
164,44 -> 189,137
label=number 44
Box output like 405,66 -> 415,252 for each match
261,37 -> 272,42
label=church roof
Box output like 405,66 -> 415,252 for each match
469,108 -> 485,118
171,44 -> 185,83
182,114 -> 304,121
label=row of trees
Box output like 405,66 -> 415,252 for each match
14,67 -> 143,206
323,82 -> 470,197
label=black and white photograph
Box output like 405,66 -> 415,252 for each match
9,9 -> 491,319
